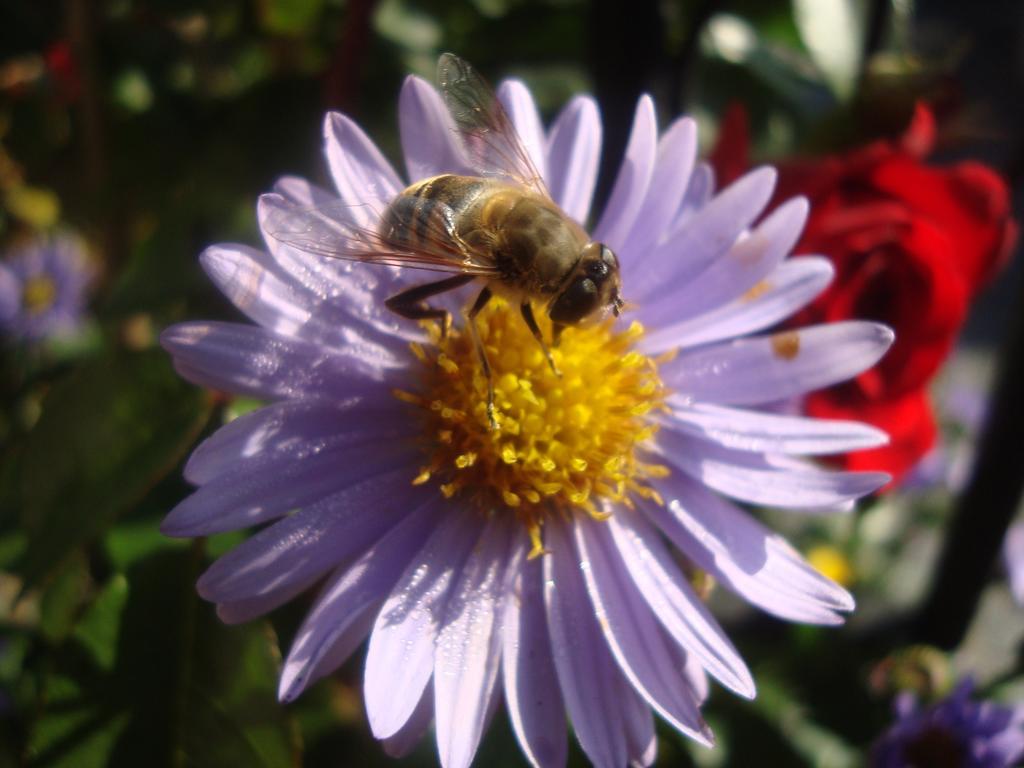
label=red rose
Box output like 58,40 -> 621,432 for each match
711,104 -> 1016,484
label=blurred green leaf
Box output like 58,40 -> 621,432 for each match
0,532 -> 26,570
181,620 -> 296,768
205,529 -> 247,559
374,0 -> 442,52
702,13 -> 834,117
102,518 -> 187,572
752,670 -> 860,768
17,349 -> 212,591
27,548 -> 297,767
38,555 -> 90,645
73,575 -> 129,673
0,632 -> 29,683
259,0 -> 324,36
223,396 -> 265,424
112,68 -> 155,113
27,672 -> 131,768
41,320 -> 104,364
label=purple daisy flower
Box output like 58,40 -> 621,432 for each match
162,68 -> 894,767
872,679 -> 1024,768
0,233 -> 94,343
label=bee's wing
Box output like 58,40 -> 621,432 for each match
261,192 -> 500,276
438,53 -> 549,197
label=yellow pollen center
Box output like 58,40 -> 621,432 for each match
22,275 -> 56,314
396,298 -> 669,557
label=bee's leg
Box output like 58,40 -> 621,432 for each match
385,274 -> 476,337
466,286 -> 496,429
551,321 -> 566,348
519,302 -> 561,377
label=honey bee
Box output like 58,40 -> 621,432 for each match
267,54 -> 623,426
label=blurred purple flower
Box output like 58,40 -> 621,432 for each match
872,679 -> 1024,768
162,73 -> 893,767
0,233 -> 93,342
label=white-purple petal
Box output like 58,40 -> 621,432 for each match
640,257 -> 834,352
497,80 -> 549,183
619,117 -> 697,267
503,555 -> 568,768
383,680 -> 435,758
652,196 -> 808,324
399,75 -> 471,181
659,400 -> 888,456
592,95 -> 657,254
279,497 -> 441,701
323,111 -> 403,215
545,95 -> 601,225
574,515 -> 713,746
683,651 -> 710,705
660,321 -> 894,406
273,175 -> 335,207
199,242 -> 400,352
195,467 -> 429,605
256,192 -> 371,297
622,669 -> 658,767
607,511 -> 754,697
656,429 -> 889,508
673,161 -> 714,226
256,193 -> 425,347
161,321 -> 406,402
434,516 -> 517,768
543,519 -> 652,768
224,200 -> 420,356
165,432 -> 416,536
364,511 -> 485,739
182,397 -> 401,486
630,166 -> 776,309
644,474 -> 854,624
215,582 -> 316,625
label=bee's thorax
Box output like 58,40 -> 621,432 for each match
387,175 -> 588,299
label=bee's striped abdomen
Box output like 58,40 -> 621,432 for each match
381,175 -> 489,252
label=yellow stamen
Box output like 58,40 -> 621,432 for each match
806,545 -> 855,587
22,275 -> 57,315
397,298 -> 668,542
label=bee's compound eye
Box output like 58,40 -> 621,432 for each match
600,245 -> 618,270
586,259 -> 608,279
549,277 -> 599,324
